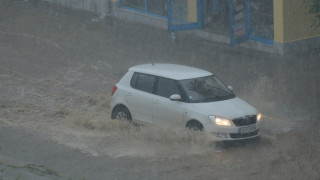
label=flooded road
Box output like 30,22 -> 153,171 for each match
0,1 -> 319,179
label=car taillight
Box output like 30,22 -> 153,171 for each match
111,85 -> 117,96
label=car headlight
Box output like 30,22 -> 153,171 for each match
209,116 -> 232,126
257,113 -> 262,122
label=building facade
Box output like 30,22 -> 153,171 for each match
45,0 -> 320,55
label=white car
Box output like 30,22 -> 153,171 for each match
111,64 -> 262,141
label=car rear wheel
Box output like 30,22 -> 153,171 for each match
112,106 -> 132,121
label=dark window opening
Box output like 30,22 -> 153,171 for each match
121,0 -> 168,17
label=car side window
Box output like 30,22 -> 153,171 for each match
156,77 -> 180,98
130,72 -> 138,87
131,73 -> 155,93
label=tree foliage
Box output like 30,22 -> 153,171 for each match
304,0 -> 320,27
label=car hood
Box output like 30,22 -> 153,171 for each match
189,97 -> 258,119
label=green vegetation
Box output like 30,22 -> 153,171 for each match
0,161 -> 86,180
0,168 -> 5,173
7,164 -> 60,177
304,0 -> 320,27
15,174 -> 21,180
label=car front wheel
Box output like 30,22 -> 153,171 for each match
186,120 -> 203,131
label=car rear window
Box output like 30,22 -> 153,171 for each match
131,73 -> 155,93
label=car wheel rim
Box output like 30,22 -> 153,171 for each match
191,126 -> 199,131
116,111 -> 128,120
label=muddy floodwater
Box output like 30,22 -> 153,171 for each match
0,1 -> 319,180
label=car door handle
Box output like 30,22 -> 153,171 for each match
127,92 -> 133,96
153,100 -> 159,104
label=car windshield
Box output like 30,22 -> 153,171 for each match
179,75 -> 235,103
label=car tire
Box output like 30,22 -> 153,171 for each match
111,106 -> 132,121
186,120 -> 203,131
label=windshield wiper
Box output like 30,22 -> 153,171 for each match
209,86 -> 231,94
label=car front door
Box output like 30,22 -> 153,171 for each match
152,77 -> 186,127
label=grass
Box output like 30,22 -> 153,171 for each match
0,161 -> 88,180
0,168 -> 5,173
7,164 -> 60,177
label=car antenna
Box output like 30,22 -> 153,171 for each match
149,55 -> 154,66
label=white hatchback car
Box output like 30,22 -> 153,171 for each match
111,64 -> 262,141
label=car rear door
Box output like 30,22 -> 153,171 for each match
126,73 -> 156,123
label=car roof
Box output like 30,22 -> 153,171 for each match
129,64 -> 212,80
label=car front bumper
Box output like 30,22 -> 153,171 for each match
206,123 -> 261,141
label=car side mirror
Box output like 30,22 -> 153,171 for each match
228,86 -> 233,91
170,94 -> 182,101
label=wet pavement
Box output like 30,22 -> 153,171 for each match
0,0 -> 319,179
